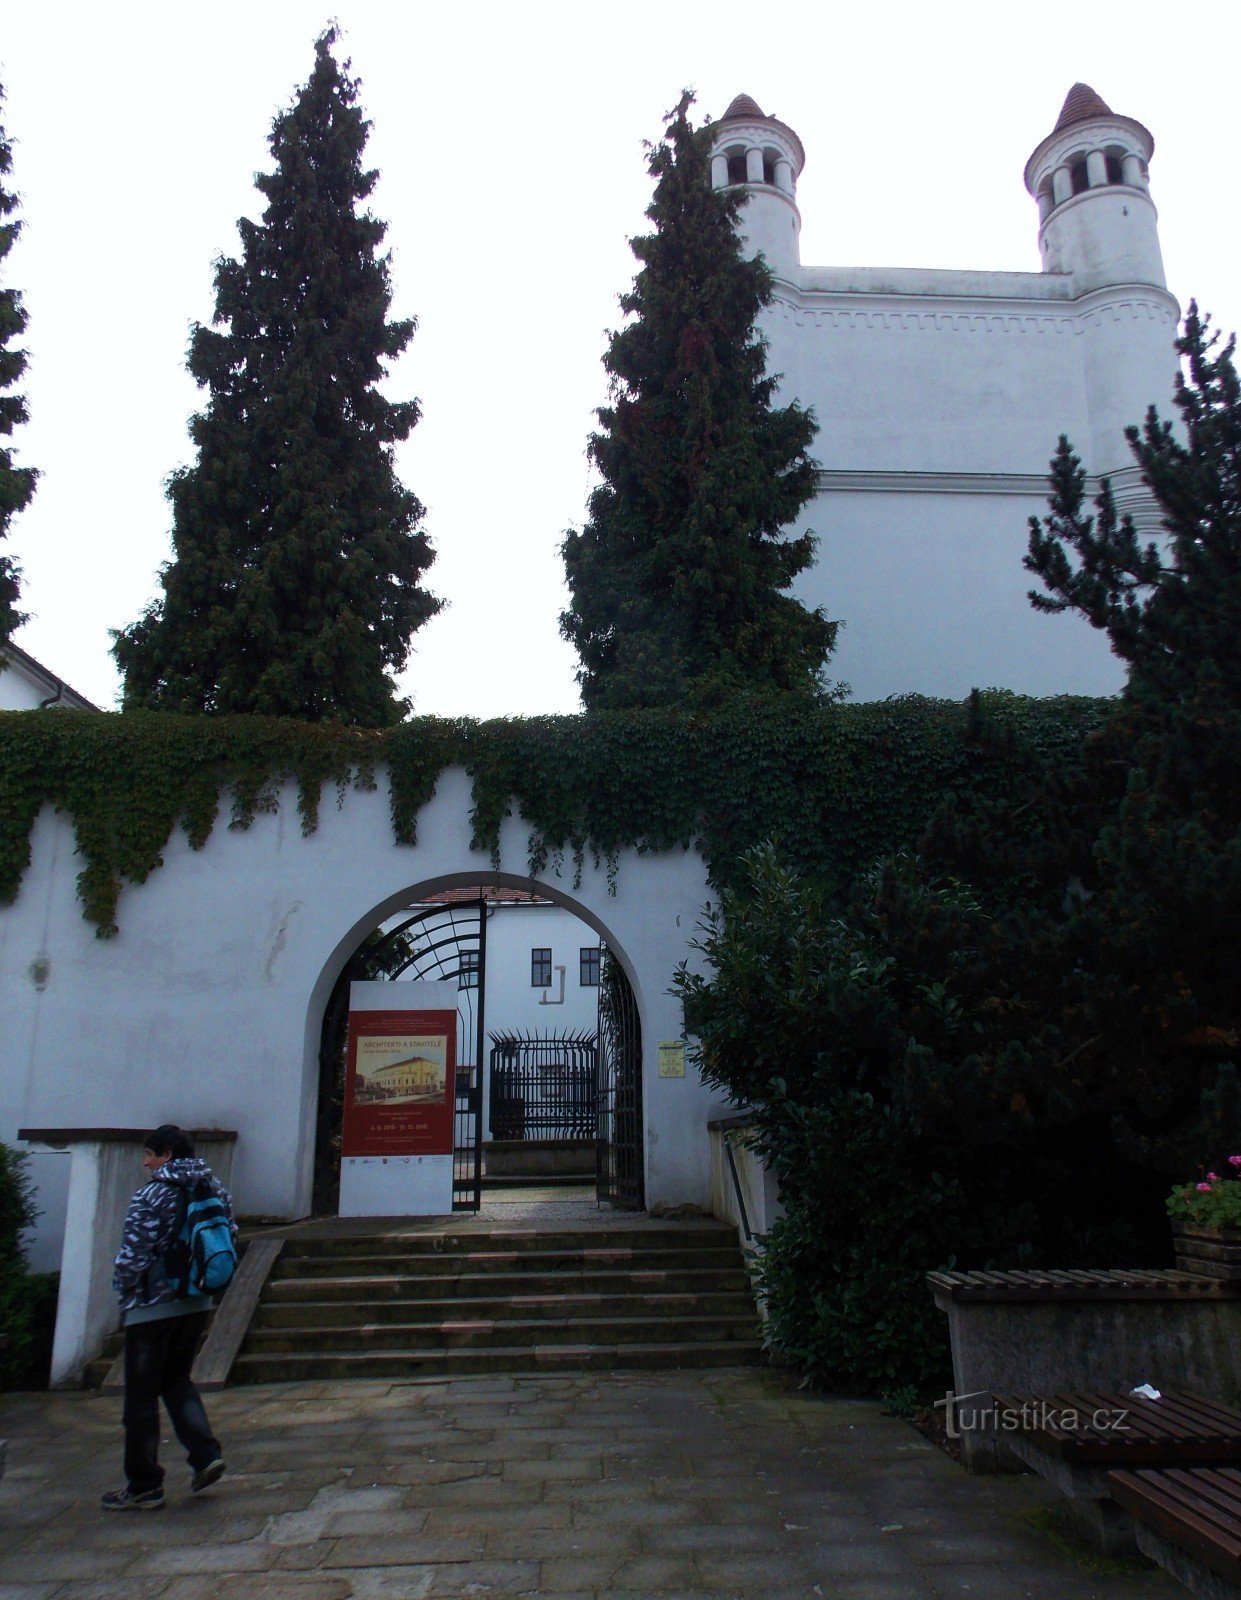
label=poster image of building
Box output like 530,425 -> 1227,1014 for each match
353,1034 -> 447,1105
342,1007 -> 458,1159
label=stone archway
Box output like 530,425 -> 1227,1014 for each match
305,870 -> 646,1218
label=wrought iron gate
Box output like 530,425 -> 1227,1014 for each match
488,1030 -> 598,1141
596,951 -> 644,1209
314,897 -> 486,1213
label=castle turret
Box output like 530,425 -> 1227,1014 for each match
707,94 -> 804,281
1024,83 -> 1166,294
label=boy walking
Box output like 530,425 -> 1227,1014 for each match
103,1124 -> 235,1511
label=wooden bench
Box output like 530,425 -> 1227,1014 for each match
1110,1466 -> 1241,1599
927,1267 -> 1241,1473
988,1389 -> 1241,1555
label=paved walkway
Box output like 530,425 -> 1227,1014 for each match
0,1368 -> 1178,1599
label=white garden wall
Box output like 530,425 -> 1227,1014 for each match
0,765 -> 723,1266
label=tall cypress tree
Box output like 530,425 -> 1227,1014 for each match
1023,302 -> 1241,1166
0,80 -> 36,652
560,92 -> 835,710
113,30 -> 439,725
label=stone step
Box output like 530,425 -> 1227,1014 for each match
83,1330 -> 125,1391
480,1173 -> 592,1189
270,1222 -> 735,1258
83,1355 -> 114,1389
255,1288 -> 754,1327
265,1266 -> 751,1301
232,1339 -> 762,1383
235,1218 -> 757,1387
244,1312 -> 759,1353
274,1245 -> 742,1278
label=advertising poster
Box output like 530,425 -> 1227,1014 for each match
340,1007 -> 457,1158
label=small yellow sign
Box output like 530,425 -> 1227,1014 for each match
657,1040 -> 686,1078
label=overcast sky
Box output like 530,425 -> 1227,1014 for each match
3,1 -> 1238,716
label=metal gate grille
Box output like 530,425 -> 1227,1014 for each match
315,897 -> 486,1213
488,1030 -> 598,1140
596,951 -> 643,1209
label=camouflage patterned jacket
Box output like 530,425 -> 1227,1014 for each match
112,1156 -> 236,1312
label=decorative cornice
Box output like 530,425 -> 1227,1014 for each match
771,286 -> 1177,335
815,469 -> 1048,496
814,464 -> 1164,537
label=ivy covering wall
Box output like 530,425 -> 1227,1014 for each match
0,694 -> 1110,935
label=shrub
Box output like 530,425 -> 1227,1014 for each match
0,1141 -> 51,1390
676,844 -> 1184,1396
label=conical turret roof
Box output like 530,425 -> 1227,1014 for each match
1024,83 -> 1153,195
721,93 -> 765,121
1054,83 -> 1113,131
712,94 -> 805,172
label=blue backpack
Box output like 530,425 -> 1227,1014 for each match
164,1178 -> 238,1297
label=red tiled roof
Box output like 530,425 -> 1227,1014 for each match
1054,83 -> 1113,132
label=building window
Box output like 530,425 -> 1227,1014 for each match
1105,150 -> 1124,185
531,948 -> 552,988
1069,158 -> 1089,196
580,947 -> 601,987
726,150 -> 747,186
762,153 -> 777,186
458,950 -> 479,990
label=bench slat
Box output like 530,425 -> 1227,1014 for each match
1110,1467 -> 1241,1582
991,1390 -> 1241,1464
1159,1466 -> 1241,1529
929,1267 -> 1241,1303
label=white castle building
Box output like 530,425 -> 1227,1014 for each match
708,84 -> 1179,700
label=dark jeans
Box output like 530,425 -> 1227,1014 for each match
122,1312 -> 220,1492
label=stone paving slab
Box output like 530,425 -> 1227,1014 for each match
0,1368 -> 1180,1598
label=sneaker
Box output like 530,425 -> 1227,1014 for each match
101,1486 -> 164,1512
190,1458 -> 225,1493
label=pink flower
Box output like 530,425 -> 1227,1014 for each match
1197,1182 -> 1213,1192
1229,1155 -> 1241,1167
1208,1172 -> 1221,1182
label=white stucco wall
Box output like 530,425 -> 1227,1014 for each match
714,95 -> 1180,706
0,646 -> 100,711
482,903 -> 602,1042
764,285 -> 1175,702
798,483 -> 1124,701
0,659 -> 52,711
0,765 -> 722,1263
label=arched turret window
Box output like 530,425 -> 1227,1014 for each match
762,152 -> 777,185
726,149 -> 747,186
1104,148 -> 1125,185
1069,158 -> 1089,195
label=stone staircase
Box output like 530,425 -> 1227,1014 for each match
232,1219 -> 760,1382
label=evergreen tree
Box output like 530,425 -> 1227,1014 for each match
113,30 -> 439,725
560,92 -> 835,710
0,81 -> 36,652
1026,304 -> 1241,1079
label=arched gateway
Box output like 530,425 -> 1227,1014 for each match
1,766 -> 724,1266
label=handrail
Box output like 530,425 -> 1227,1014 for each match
723,1129 -> 755,1243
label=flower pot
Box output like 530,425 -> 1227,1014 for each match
1172,1219 -> 1241,1282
